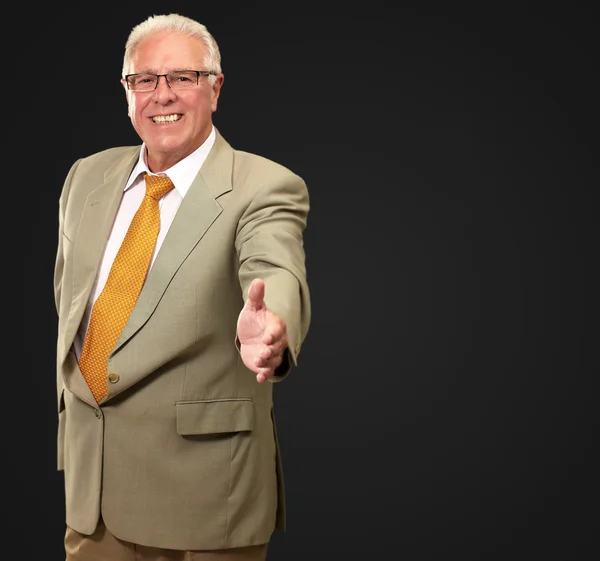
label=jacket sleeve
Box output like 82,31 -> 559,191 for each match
235,167 -> 311,380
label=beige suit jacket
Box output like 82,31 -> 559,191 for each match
54,129 -> 310,550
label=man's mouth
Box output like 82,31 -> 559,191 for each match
152,114 -> 182,123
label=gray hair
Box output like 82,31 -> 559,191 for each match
122,13 -> 222,85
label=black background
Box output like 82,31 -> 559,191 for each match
16,1 -> 597,560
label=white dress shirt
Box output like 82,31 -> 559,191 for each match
74,127 -> 216,359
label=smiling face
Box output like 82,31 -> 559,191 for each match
122,31 -> 224,172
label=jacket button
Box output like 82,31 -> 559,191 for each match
108,372 -> 120,383
94,409 -> 102,419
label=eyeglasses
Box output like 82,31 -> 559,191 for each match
124,70 -> 217,91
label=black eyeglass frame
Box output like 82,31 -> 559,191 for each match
124,70 -> 218,91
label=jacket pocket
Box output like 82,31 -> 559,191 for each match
175,398 -> 254,435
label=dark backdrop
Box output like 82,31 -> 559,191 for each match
16,2 -> 596,560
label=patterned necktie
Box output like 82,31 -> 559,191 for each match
79,173 -> 175,402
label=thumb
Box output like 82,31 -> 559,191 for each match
245,278 -> 265,311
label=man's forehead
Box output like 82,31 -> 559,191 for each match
129,33 -> 206,71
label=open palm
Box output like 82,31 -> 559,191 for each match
237,279 -> 288,383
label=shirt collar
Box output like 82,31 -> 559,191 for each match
125,126 -> 216,198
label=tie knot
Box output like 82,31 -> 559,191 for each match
144,173 -> 175,200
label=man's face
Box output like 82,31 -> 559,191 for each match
123,32 -> 224,172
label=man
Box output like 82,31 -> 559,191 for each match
54,12 -> 310,561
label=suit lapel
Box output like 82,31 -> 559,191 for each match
61,148 -> 139,363
113,129 -> 234,353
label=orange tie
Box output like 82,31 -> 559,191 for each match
79,173 -> 175,402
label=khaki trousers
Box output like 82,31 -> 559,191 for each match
64,519 -> 269,561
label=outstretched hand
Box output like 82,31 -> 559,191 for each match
237,279 -> 289,383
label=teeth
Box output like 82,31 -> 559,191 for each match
152,114 -> 180,123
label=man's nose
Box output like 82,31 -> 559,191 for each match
153,75 -> 176,101
157,75 -> 171,89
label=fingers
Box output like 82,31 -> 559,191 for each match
256,364 -> 279,384
256,366 -> 280,384
253,339 -> 286,369
255,348 -> 286,383
253,330 -> 288,383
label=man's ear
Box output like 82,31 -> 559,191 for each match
211,74 -> 225,112
120,79 -> 132,116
